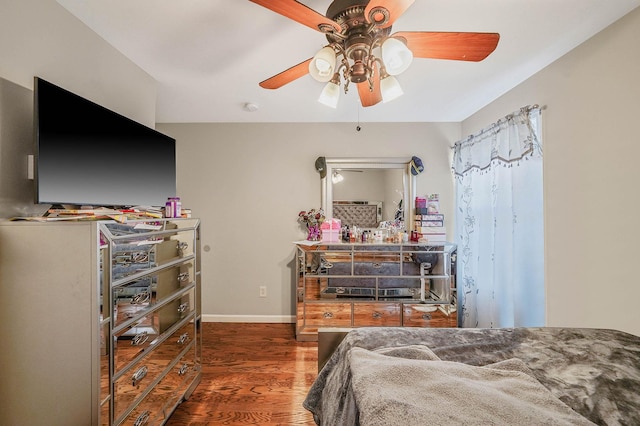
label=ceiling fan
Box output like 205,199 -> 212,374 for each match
249,0 -> 500,108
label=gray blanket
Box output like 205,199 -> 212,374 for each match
350,346 -> 595,425
303,327 -> 640,425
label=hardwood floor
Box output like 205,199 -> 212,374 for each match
166,322 -> 319,425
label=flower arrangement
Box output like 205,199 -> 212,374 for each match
298,208 -> 325,227
298,208 -> 325,241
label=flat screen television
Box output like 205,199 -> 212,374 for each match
34,77 -> 176,207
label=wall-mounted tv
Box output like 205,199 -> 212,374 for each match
34,77 -> 176,207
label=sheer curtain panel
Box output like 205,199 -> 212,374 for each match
453,105 -> 544,328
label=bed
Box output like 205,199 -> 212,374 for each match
303,327 -> 640,425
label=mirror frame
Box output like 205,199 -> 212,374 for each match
320,157 -> 416,231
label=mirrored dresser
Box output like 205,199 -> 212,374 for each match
295,241 -> 457,341
0,218 -> 201,425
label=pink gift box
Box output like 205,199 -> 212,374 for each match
321,218 -> 341,242
322,229 -> 340,242
320,218 -> 341,231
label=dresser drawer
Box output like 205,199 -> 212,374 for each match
171,343 -> 200,400
114,311 -> 159,372
305,303 -> 351,327
113,315 -> 196,421
303,277 -> 322,301
113,355 -> 168,422
150,318 -> 196,366
157,286 -> 196,334
353,303 -> 401,326
109,227 -> 195,281
100,322 -> 111,426
100,399 -> 110,426
113,263 -> 194,329
120,343 -> 197,426
402,304 -> 457,328
111,244 -> 155,281
114,287 -> 195,373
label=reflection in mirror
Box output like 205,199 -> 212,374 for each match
333,200 -> 382,228
320,158 -> 416,232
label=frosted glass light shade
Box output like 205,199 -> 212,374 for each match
318,81 -> 340,108
380,75 -> 403,103
381,38 -> 413,76
309,47 -> 337,82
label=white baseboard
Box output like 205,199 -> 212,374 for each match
202,314 -> 295,323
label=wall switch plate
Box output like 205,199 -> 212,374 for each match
27,155 -> 34,180
259,286 -> 267,297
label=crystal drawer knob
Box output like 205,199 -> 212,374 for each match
323,312 -> 334,319
134,410 -> 150,426
130,291 -> 150,305
178,363 -> 189,376
131,365 -> 148,387
178,272 -> 189,282
178,242 -> 189,255
372,311 -> 382,319
177,333 -> 190,345
131,252 -> 149,263
178,302 -> 189,313
131,331 -> 149,346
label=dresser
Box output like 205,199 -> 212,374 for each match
295,241 -> 457,341
0,218 -> 201,425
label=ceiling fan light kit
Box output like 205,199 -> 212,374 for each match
309,46 -> 337,82
319,78 -> 341,108
379,73 -> 403,103
308,35 -> 413,106
250,0 -> 500,108
381,36 -> 413,75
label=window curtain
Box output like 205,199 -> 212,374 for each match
452,105 -> 544,328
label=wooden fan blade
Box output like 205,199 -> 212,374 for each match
392,31 -> 500,62
249,0 -> 341,33
259,58 -> 312,89
357,63 -> 382,107
365,0 -> 415,29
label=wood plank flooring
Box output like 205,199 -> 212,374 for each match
166,322 -> 318,425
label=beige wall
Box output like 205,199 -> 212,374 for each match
2,0 -> 638,335
0,0 -> 157,217
462,8 -> 640,336
0,0 -> 156,127
156,122 -> 459,321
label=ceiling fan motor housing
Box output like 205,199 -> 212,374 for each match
325,0 -> 392,84
325,1 -> 392,43
346,34 -> 372,83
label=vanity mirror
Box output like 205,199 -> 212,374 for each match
319,157 -> 416,231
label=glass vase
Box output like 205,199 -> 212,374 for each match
307,225 -> 322,241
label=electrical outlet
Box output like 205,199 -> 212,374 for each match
259,286 -> 267,298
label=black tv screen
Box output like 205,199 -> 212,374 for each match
34,77 -> 176,207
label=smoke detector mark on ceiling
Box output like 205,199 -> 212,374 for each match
243,102 -> 259,112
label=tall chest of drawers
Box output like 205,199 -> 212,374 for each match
0,218 -> 202,425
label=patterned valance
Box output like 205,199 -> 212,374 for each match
452,105 -> 543,178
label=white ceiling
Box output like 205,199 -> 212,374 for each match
57,0 -> 639,123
